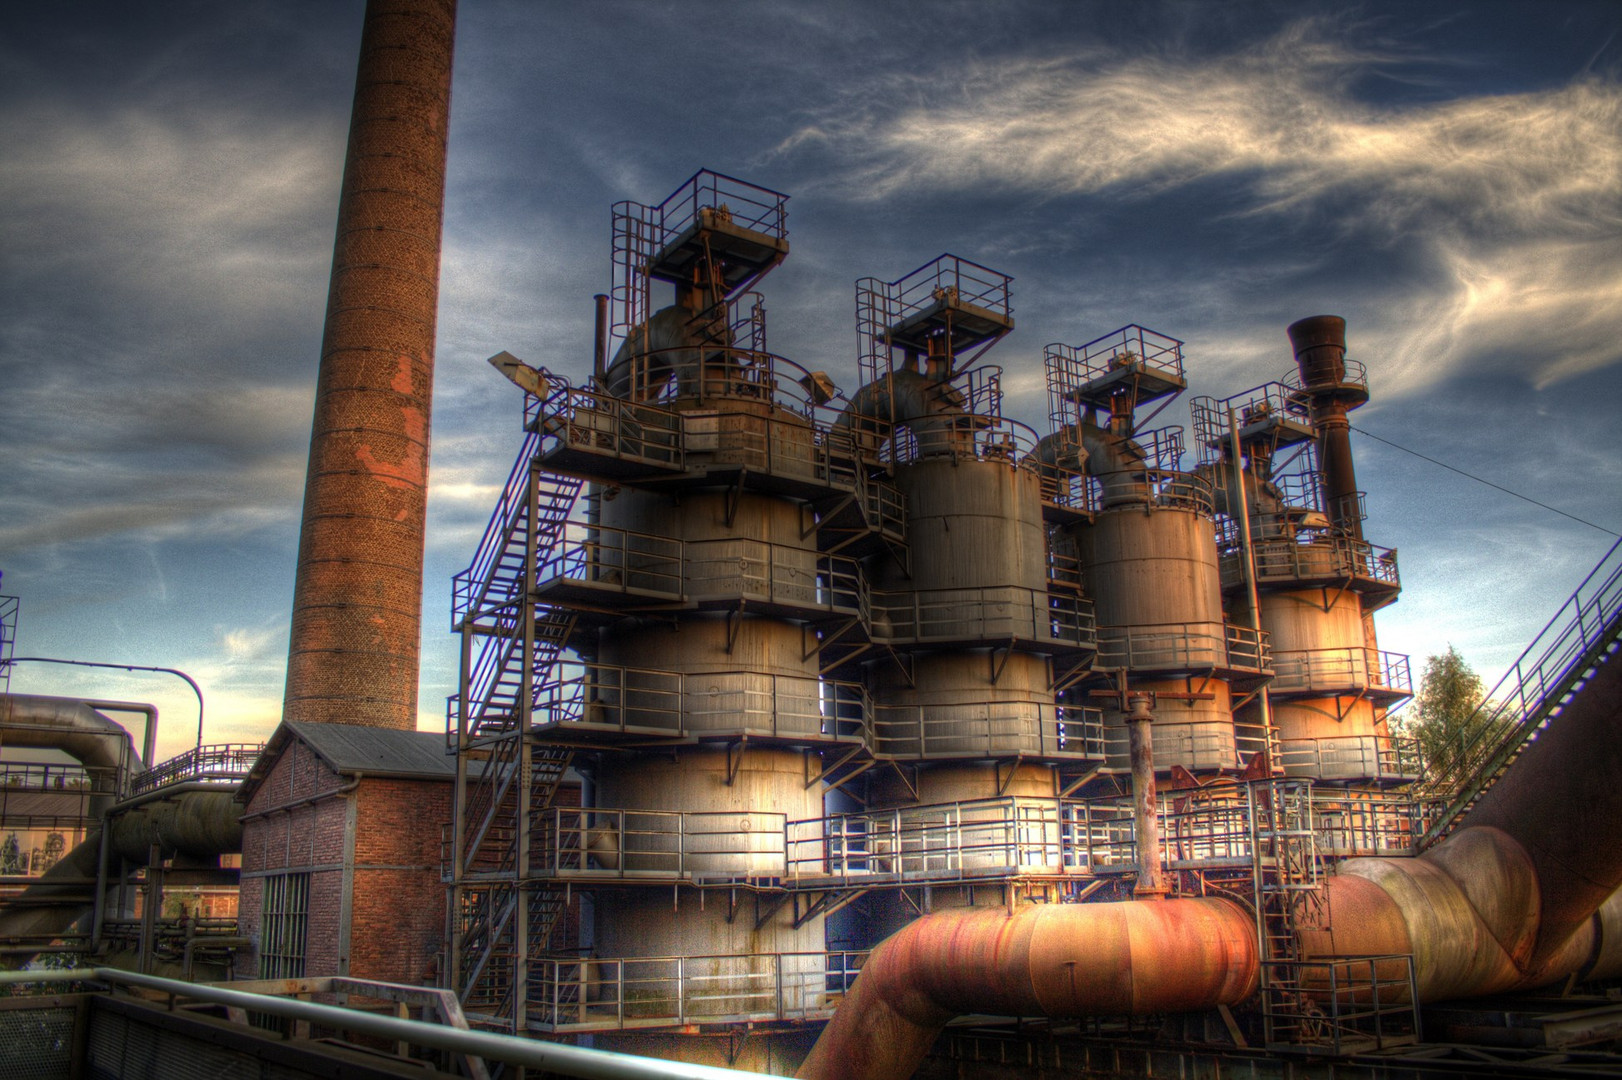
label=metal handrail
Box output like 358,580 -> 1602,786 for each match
0,761 -> 116,794
873,585 -> 1095,647
528,950 -> 865,1032
1276,734 -> 1423,782
531,806 -> 787,880
869,701 -> 1104,761
1095,620 -> 1268,674
0,967 -> 776,1079
1225,535 -> 1400,590
1044,325 -> 1185,406
787,797 -> 1076,883
453,427 -> 543,626
1421,535 -> 1622,842
1269,647 -> 1411,697
533,663 -> 869,744
128,743 -> 262,796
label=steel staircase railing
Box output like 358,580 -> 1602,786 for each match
1421,536 -> 1622,847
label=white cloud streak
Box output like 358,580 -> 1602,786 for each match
782,21 -> 1622,392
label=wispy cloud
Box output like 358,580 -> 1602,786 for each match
777,20 -> 1622,391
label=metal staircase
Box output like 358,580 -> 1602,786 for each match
450,409 -> 590,1028
1421,536 -> 1622,848
453,429 -> 582,631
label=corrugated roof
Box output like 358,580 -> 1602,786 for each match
285,721 -> 455,779
236,720 -> 456,806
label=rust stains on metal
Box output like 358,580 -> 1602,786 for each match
283,0 -> 457,730
795,898 -> 1257,1080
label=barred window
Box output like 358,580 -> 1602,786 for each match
259,872 -> 310,979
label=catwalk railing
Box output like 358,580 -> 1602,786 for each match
527,950 -> 866,1032
445,785 -> 1431,890
1421,534 -> 1622,845
128,743 -> 262,796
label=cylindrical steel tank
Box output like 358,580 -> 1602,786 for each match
586,414 -> 832,1043
1072,503 -> 1237,771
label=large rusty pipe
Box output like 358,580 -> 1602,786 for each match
283,0 -> 457,729
1287,315 -> 1363,540
795,898 -> 1257,1080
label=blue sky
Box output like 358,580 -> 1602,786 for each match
3,1 -> 1619,761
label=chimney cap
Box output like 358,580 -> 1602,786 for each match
1287,315 -> 1347,358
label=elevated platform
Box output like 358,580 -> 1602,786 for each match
1046,325 -> 1187,417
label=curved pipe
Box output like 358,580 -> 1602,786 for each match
0,693 -> 244,963
802,644 -> 1622,1078
1192,462 -> 1285,523
1,692 -> 146,782
1076,421 -> 1150,508
796,898 -> 1256,1080
834,368 -> 973,459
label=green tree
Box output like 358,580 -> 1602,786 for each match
1396,646 -> 1486,777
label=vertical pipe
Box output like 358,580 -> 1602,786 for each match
89,820 -> 111,949
1127,693 -> 1167,898
283,0 -> 458,730
1226,408 -> 1275,764
594,293 -> 610,383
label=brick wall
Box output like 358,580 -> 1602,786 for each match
348,776 -> 451,985
237,739 -> 349,979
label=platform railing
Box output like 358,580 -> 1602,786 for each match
1095,621 -> 1268,674
1269,648 -> 1411,698
656,168 -> 789,244
1045,324 -> 1185,397
532,383 -> 685,469
539,523 -> 685,598
787,797 -> 1073,884
529,806 -> 787,881
873,585 -> 1095,649
0,761 -> 115,794
1223,535 -> 1400,592
1311,791 -> 1427,857
1259,954 -> 1419,1052
128,743 -> 263,796
533,664 -> 869,744
1276,734 -> 1422,783
869,701 -> 1104,762
527,950 -> 864,1032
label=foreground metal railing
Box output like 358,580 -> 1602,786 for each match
0,967 -> 775,1079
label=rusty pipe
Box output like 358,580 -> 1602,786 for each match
1126,694 -> 1168,898
283,0 -> 457,730
795,897 -> 1257,1080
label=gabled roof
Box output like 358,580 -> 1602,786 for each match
236,720 -> 455,806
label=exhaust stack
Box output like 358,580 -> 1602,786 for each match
1287,315 -> 1367,539
283,0 -> 457,729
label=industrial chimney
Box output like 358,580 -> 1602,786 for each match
1287,314 -> 1368,540
283,0 -> 457,729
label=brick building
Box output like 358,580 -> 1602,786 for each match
235,722 -> 455,986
